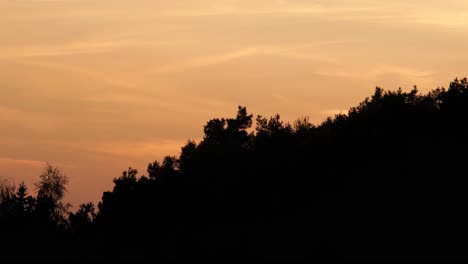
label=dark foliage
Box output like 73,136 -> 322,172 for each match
3,79 -> 468,261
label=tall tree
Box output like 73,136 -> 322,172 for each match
15,182 -> 35,217
35,164 -> 70,226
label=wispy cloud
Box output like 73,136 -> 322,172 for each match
311,65 -> 434,80
319,109 -> 345,117
0,157 -> 45,167
149,44 -> 340,75
158,2 -> 376,18
0,39 -> 163,58
89,140 -> 185,158
6,138 -> 186,160
150,48 -> 259,74
0,105 -> 55,126
372,66 -> 434,78
5,59 -> 138,89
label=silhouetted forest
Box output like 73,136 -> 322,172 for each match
3,78 -> 468,261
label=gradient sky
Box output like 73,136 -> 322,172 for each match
2,0 -> 468,206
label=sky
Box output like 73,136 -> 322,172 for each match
1,0 -> 468,206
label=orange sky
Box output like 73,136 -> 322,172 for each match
1,0 -> 468,206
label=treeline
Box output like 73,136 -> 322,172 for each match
2,78 -> 468,261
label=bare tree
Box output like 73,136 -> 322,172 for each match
0,178 -> 15,205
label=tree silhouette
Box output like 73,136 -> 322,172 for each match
69,202 -> 96,235
14,182 -> 36,218
5,78 -> 468,261
0,179 -> 16,219
34,164 -> 70,227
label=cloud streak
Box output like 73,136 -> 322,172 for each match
0,105 -> 56,127
0,39 -> 167,59
149,44 -> 342,74
0,157 -> 45,167
150,48 -> 258,74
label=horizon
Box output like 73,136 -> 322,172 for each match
2,0 -> 468,206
